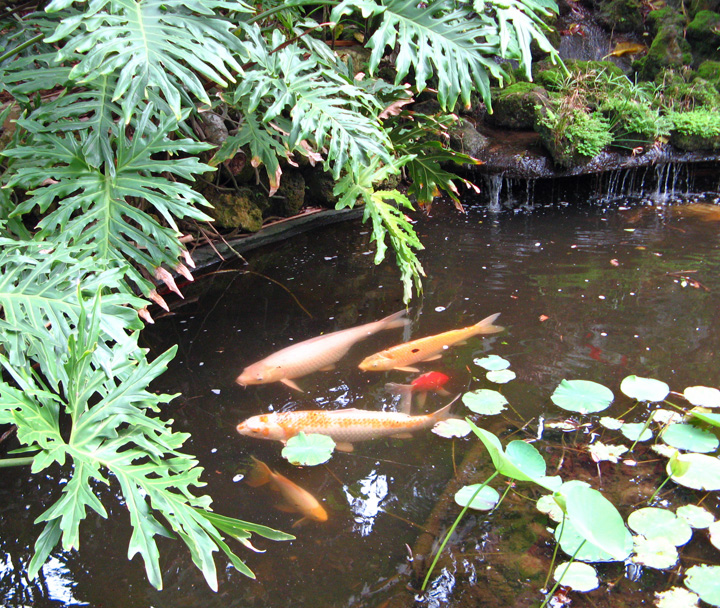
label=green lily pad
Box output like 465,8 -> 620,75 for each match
474,354 -> 510,370
454,484 -> 500,511
676,505 -> 715,529
537,494 -> 564,523
632,535 -> 679,569
620,375 -> 669,402
599,416 -> 624,430
486,369 -> 516,384
553,562 -> 599,592
432,418 -> 472,438
684,386 -> 720,408
554,517 -> 633,563
661,423 -> 719,453
685,565 -> 720,607
620,422 -> 653,442
551,380 -> 614,414
667,453 -> 720,490
628,507 -> 692,547
281,432 -> 335,466
462,389 -> 508,415
655,587 -> 700,608
709,520 -> 720,552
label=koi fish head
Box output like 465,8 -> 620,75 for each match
358,354 -> 391,371
236,414 -> 288,441
236,362 -> 283,386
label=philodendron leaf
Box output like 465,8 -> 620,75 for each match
661,423 -> 719,453
462,389 -> 508,415
685,565 -> 720,607
557,481 -> 632,561
620,375 -> 669,402
684,386 -> 720,408
551,379 -> 614,414
473,355 -> 510,370
655,587 -> 700,608
454,484 -> 500,511
667,454 -> 720,491
553,562 -> 599,592
281,433 -> 335,466
628,508 -> 693,547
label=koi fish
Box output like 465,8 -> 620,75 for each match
245,456 -> 327,527
236,309 -> 409,391
236,399 -> 457,452
385,371 -> 451,413
358,313 -> 504,373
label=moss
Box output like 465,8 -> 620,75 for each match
207,188 -> 267,231
655,68 -> 720,109
535,61 -> 624,92
646,7 -> 686,37
490,82 -> 550,129
686,10 -> 720,63
598,0 -> 645,32
601,97 -> 671,148
696,61 -> 720,91
637,22 -> 694,80
668,109 -> 720,149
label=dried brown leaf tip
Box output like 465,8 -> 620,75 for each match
154,267 -> 184,299
148,289 -> 170,312
181,248 -> 196,269
175,263 -> 194,282
138,307 -> 155,324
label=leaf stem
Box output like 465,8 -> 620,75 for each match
0,33 -> 44,64
0,456 -> 35,468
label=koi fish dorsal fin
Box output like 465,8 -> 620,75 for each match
245,456 -> 273,487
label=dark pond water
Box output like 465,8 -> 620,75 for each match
3,167 -> 720,608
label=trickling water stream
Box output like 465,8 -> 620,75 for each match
2,173 -> 720,608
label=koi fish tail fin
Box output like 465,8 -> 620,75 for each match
385,382 -> 414,414
245,456 -> 273,487
430,394 -> 462,422
378,309 -> 410,331
474,312 -> 504,335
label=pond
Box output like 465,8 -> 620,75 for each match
2,168 -> 720,608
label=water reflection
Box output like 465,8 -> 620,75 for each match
345,469 -> 389,537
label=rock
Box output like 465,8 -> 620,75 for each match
696,60 -> 720,91
636,20 -> 694,80
303,169 -> 339,208
669,109 -> 720,150
274,169 -> 305,216
489,83 -> 549,130
449,118 -> 490,157
598,0 -> 645,32
207,188 -> 268,231
686,10 -> 720,64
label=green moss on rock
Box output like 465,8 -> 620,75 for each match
490,83 -> 550,129
207,188 -> 267,231
598,0 -> 645,32
636,21 -> 694,80
668,109 -> 720,149
686,10 -> 720,63
696,61 -> 720,91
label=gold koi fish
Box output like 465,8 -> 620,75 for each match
236,310 -> 409,391
358,313 -> 503,373
245,456 -> 328,527
236,399 -> 457,452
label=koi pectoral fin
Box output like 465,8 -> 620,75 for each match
281,378 -> 304,391
420,354 -> 443,362
292,516 -> 310,528
318,365 -> 336,371
437,388 -> 451,397
395,366 -> 420,373
390,432 -> 413,439
335,442 -> 354,452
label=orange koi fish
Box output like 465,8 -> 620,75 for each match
245,456 -> 328,527
358,313 -> 504,373
385,371 -> 451,413
236,399 -> 457,452
236,310 -> 408,391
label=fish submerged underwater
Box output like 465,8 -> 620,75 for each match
236,309 -> 409,391
236,399 -> 457,452
385,371 -> 451,413
245,456 -> 327,527
359,313 -> 504,372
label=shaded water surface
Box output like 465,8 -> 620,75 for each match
3,193 -> 720,607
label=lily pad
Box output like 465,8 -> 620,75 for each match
652,409 -> 684,425
553,562 -> 599,592
685,565 -> 720,607
474,354 -> 510,371
432,418 -> 472,438
554,516 -> 633,563
551,379 -> 614,414
655,587 -> 700,608
632,535 -> 679,569
486,369 -> 516,384
537,494 -> 564,523
462,389 -> 508,415
620,375 -> 669,402
709,520 -> 720,552
599,416 -> 624,430
667,453 -> 720,491
620,422 -> 653,442
661,423 -> 719,453
684,386 -> 720,408
628,507 -> 692,547
677,505 -> 715,529
588,441 -> 628,463
454,484 -> 500,511
281,432 -> 335,466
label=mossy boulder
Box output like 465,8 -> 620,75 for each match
696,60 -> 720,91
636,21 -> 694,80
656,68 -> 720,109
535,60 -> 624,92
303,169 -> 339,208
273,169 -> 305,216
668,109 -> 720,149
598,0 -> 645,32
686,11 -> 720,64
646,7 -> 686,37
206,187 -> 268,231
489,83 -> 550,129
448,118 -> 490,157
